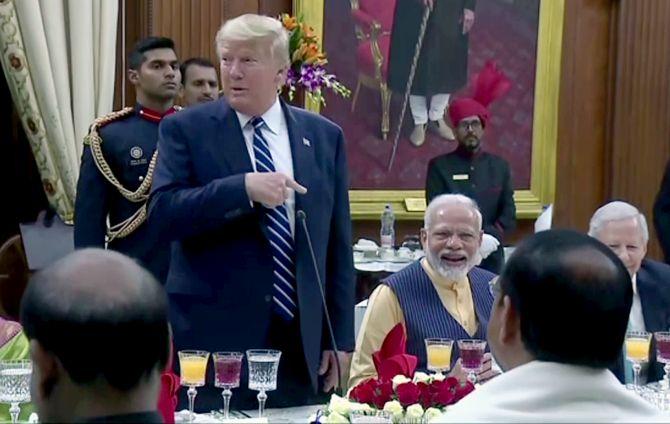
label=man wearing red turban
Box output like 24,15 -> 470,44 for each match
425,62 -> 515,273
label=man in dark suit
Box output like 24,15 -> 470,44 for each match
74,37 -> 181,283
149,14 -> 355,411
589,201 -> 670,383
426,62 -> 515,273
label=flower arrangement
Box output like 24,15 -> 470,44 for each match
316,324 -> 475,423
279,14 -> 351,106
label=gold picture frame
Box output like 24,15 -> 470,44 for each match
294,0 -> 563,220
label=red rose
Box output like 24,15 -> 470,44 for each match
454,381 -> 475,400
435,385 -> 456,405
371,380 -> 394,409
417,382 -> 433,408
350,378 -> 376,404
396,382 -> 421,407
444,377 -> 459,389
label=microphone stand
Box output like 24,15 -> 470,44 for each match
296,210 -> 343,396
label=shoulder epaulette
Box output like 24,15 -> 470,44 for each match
83,107 -> 134,146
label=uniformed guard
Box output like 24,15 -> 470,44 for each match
74,37 -> 181,283
425,61 -> 516,273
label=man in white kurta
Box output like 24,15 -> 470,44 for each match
436,230 -> 664,423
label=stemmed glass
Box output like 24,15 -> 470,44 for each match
178,350 -> 210,422
458,339 -> 487,385
0,360 -> 32,424
425,338 -> 454,375
625,331 -> 651,389
247,349 -> 281,418
654,332 -> 670,391
213,352 -> 243,419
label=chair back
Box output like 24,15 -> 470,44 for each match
353,0 -> 396,32
0,235 -> 29,321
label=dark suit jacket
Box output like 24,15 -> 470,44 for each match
654,159 -> 670,263
610,258 -> 670,383
148,98 -> 355,390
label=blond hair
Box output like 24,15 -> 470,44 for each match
215,14 -> 290,68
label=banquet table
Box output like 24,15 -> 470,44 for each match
175,404 -> 324,423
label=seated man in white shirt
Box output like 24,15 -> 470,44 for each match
437,229 -> 663,423
588,201 -> 670,383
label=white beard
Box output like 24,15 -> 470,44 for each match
426,249 -> 474,281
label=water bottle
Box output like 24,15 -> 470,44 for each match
380,204 -> 395,249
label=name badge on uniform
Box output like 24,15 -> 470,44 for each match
453,174 -> 469,181
129,146 -> 148,166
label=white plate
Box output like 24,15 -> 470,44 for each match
354,244 -> 378,252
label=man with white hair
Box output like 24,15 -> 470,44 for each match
149,14 -> 355,410
588,200 -> 670,384
349,194 -> 497,387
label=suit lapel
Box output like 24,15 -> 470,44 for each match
282,101 -> 315,215
212,99 -> 254,175
636,268 -> 663,332
282,102 -> 318,311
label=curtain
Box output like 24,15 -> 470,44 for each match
0,0 -> 118,222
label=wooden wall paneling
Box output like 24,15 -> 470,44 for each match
224,0 -> 260,18
553,0 -> 614,231
259,0 -> 292,17
609,0 -> 670,259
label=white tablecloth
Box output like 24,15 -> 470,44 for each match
176,404 -> 324,423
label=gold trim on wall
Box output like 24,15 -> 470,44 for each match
295,0 -> 563,221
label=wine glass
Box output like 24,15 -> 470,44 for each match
246,349 -> 281,418
457,339 -> 487,385
213,352 -> 243,419
178,350 -> 210,422
625,331 -> 651,389
0,360 -> 32,424
654,332 -> 670,391
425,338 -> 454,375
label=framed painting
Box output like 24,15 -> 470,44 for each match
294,0 -> 563,220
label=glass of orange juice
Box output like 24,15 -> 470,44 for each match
425,338 -> 454,375
178,350 -> 210,422
625,331 -> 651,389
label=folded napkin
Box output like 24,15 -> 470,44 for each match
158,339 -> 180,424
372,323 -> 417,380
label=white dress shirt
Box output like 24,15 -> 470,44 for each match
436,361 -> 665,423
625,273 -> 648,384
235,98 -> 295,236
629,274 -> 646,333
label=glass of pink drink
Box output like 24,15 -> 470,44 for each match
213,352 -> 244,419
654,332 -> 670,391
458,339 -> 487,385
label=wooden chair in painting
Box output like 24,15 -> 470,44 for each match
350,0 -> 396,140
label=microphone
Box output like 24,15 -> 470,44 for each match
296,210 -> 343,394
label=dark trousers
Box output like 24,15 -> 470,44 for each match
177,314 -> 326,413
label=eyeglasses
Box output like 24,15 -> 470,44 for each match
457,120 -> 482,131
